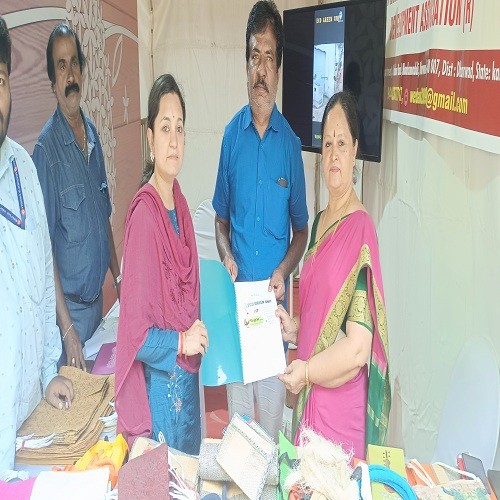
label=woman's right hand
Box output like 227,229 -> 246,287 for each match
275,304 -> 298,345
183,319 -> 209,356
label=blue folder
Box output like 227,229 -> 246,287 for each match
200,259 -> 243,386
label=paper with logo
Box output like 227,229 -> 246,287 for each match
200,259 -> 286,386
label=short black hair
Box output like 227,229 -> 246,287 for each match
246,0 -> 283,69
321,91 -> 360,151
0,16 -> 12,75
46,23 -> 85,84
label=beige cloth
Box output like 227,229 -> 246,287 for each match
16,367 -> 114,465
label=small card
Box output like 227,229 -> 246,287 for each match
91,342 -> 116,375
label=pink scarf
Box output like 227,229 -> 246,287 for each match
115,181 -> 200,445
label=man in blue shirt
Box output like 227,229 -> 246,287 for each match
33,23 -> 121,370
213,0 -> 308,442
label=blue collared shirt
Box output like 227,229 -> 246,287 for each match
213,104 -> 308,282
33,106 -> 111,302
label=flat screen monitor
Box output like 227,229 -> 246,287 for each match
283,0 -> 387,162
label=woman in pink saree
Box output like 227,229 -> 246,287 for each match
277,92 -> 390,459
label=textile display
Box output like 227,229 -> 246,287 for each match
199,438 -> 278,486
16,367 -> 114,465
216,413 -> 277,500
118,443 -> 170,500
407,460 -> 490,500
198,480 -> 276,499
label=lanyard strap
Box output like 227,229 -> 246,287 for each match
0,155 -> 26,229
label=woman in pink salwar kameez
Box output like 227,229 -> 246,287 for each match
277,92 -> 391,460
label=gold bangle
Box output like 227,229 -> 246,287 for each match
62,323 -> 74,341
305,360 -> 310,386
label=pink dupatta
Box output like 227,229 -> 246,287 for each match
294,210 -> 390,456
115,181 -> 201,446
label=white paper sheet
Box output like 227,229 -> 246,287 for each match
30,468 -> 109,500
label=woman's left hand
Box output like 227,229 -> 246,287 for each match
275,305 -> 298,344
278,359 -> 308,395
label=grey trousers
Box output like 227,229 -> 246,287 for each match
226,375 -> 285,443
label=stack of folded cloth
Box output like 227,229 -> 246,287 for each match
199,438 -> 278,499
16,366 -> 115,465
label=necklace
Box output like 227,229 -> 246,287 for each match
80,123 -> 87,155
317,188 -> 352,243
153,173 -> 173,209
153,173 -> 162,202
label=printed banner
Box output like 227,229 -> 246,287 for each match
384,0 -> 500,153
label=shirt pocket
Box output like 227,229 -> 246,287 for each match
264,178 -> 289,239
60,184 -> 90,243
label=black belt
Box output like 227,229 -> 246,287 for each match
65,293 -> 99,306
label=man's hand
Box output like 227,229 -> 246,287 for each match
269,268 -> 285,302
223,255 -> 238,282
45,376 -> 74,410
63,328 -> 86,371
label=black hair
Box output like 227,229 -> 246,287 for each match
46,23 -> 86,85
142,74 -> 186,186
246,0 -> 283,69
0,16 -> 11,75
320,91 -> 360,151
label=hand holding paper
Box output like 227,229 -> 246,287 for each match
200,259 -> 286,386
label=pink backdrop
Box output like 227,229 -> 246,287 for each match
3,0 -> 142,313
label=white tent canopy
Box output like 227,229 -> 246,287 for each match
137,0 -> 500,465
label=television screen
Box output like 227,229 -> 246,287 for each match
283,0 -> 387,162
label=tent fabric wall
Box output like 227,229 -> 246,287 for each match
142,0 -> 317,218
143,0 -> 500,464
364,123 -> 500,463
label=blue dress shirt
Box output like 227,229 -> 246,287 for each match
213,104 -> 308,282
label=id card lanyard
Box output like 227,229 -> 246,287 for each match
0,156 -> 26,229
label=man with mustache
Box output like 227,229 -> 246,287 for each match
0,16 -> 73,472
33,23 -> 120,370
213,0 -> 308,442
